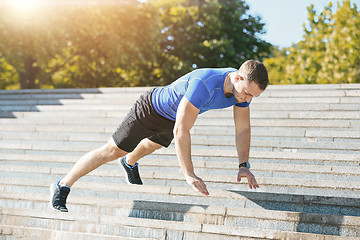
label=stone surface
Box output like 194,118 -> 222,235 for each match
1,84 -> 360,239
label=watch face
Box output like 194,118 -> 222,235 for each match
239,162 -> 250,169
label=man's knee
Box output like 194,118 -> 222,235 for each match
101,138 -> 127,160
144,139 -> 163,151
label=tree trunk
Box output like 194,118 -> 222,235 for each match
19,56 -> 40,89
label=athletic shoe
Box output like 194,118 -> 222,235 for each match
50,180 -> 71,212
119,156 -> 143,185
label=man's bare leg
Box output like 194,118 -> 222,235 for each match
125,138 -> 162,166
60,138 -> 127,188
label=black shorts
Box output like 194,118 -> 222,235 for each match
112,88 -> 175,152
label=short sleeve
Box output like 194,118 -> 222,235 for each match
235,100 -> 251,108
184,78 -> 210,109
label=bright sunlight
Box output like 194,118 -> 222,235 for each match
4,0 -> 42,13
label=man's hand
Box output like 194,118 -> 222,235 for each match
185,173 -> 209,196
237,168 -> 259,189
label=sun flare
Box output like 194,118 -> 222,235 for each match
5,0 -> 42,13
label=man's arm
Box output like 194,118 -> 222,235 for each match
233,105 -> 259,189
174,97 -> 209,196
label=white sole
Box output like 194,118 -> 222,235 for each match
118,157 -> 131,185
49,183 -> 68,212
49,183 -> 56,211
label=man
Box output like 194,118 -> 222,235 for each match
50,60 -> 269,212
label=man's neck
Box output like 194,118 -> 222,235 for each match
224,73 -> 234,98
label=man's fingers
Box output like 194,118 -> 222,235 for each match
249,177 -> 259,189
253,179 -> 259,188
237,175 -> 241,182
248,177 -> 254,189
192,181 -> 209,196
186,174 -> 209,196
238,170 -> 260,189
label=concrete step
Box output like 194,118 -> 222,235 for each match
0,124 -> 358,146
1,145 -> 359,166
3,96 -> 359,112
2,118 -> 358,132
0,150 -> 358,176
0,87 -> 149,95
1,153 -> 359,180
3,108 -> 360,120
155,148 -> 360,167
0,225 -> 145,240
1,94 -> 359,105
0,104 -> 133,112
1,180 -> 360,235
0,88 -> 146,101
1,163 -> 360,198
2,101 -> 360,112
2,107 -> 359,131
1,208 -> 191,240
1,161 -> 360,192
0,125 -> 357,140
165,148 -> 360,166
0,83 -> 357,95
2,188 -> 359,221
1,159 -> 360,194
1,182 -> 359,237
3,209 -> 354,240
1,137 -> 360,155
1,129 -> 358,147
2,178 -> 359,217
0,83 -> 358,96
251,96 -> 360,104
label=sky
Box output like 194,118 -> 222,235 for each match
246,0 -> 359,48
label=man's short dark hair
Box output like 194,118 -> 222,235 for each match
239,60 -> 269,91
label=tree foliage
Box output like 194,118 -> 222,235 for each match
50,2 -> 161,88
151,0 -> 271,85
264,0 -> 360,84
0,1 -> 161,89
0,0 -> 270,89
0,4 -> 65,89
0,54 -> 17,89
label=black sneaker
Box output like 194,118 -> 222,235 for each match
119,156 -> 143,185
50,180 -> 71,212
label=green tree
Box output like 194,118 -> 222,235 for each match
149,0 -> 271,85
0,5 -> 66,89
0,1 -> 160,89
264,0 -> 360,84
0,0 -> 271,89
319,1 -> 360,83
49,3 -> 161,88
263,46 -> 292,84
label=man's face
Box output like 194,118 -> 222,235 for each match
233,75 -> 263,103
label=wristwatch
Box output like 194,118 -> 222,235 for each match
239,162 -> 251,169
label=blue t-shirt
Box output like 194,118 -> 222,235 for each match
151,68 -> 250,121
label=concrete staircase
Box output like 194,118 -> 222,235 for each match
0,84 -> 360,240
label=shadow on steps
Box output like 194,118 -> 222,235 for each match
230,190 -> 360,236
